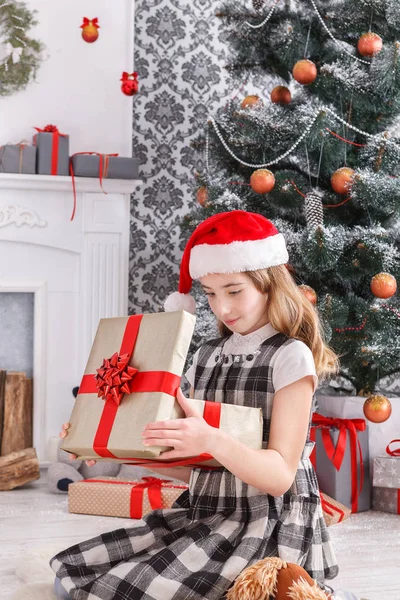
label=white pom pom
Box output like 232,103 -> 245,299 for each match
163,292 -> 196,314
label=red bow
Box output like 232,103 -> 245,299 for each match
95,352 -> 138,406
386,439 -> 400,457
121,71 -> 138,82
81,17 -> 100,29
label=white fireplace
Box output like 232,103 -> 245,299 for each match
0,173 -> 139,464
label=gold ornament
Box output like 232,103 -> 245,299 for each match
357,32 -> 383,57
292,60 -> 318,85
196,187 -> 209,207
271,86 -> 291,105
331,167 -> 355,195
250,169 -> 275,194
298,284 -> 317,305
363,395 -> 392,424
241,95 -> 263,109
370,273 -> 397,299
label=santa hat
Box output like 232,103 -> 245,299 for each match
164,210 -> 289,313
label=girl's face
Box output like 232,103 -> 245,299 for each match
199,272 -> 269,335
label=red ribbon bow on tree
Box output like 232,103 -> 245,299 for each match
81,17 -> 100,29
121,71 -> 138,82
95,352 -> 138,406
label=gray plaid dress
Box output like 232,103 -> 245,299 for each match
50,331 -> 339,600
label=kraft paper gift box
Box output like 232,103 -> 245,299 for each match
70,153 -> 139,179
372,440 -> 400,514
320,492 -> 351,527
61,310 -> 264,468
33,125 -> 69,175
310,413 -> 372,512
68,476 -> 188,519
0,144 -> 36,174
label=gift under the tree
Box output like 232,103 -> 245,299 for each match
0,143 -> 36,174
320,492 -> 351,527
33,124 -> 69,175
372,440 -> 400,514
61,311 -> 264,468
70,153 -> 139,180
310,413 -> 371,512
68,476 -> 188,519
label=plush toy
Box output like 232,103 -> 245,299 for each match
226,557 -> 333,600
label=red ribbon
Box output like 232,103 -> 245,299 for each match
398,490 -> 400,515
121,71 -> 138,83
320,492 -> 346,523
310,413 -> 366,513
386,439 -> 400,457
80,477 -> 187,518
34,125 -> 67,176
69,151 -> 119,220
81,17 -> 100,29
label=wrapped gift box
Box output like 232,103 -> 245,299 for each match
34,125 -> 69,175
71,153 -> 139,179
372,441 -> 400,514
0,144 -> 36,174
68,476 -> 188,519
316,394 -> 400,470
320,492 -> 351,527
372,486 -> 400,514
61,310 -> 264,468
311,414 -> 371,512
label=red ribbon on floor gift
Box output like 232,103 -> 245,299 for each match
69,151 -> 119,221
386,440 -> 400,457
78,314 -> 221,468
80,476 -> 187,518
320,492 -> 346,523
310,413 -> 366,513
33,125 -> 68,176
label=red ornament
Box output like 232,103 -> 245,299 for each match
357,32 -> 383,57
298,284 -> 317,305
292,59 -> 318,85
250,169 -> 275,194
331,167 -> 355,195
271,86 -> 291,105
241,95 -> 263,109
121,72 -> 139,96
196,186 -> 209,207
363,395 -> 392,424
370,273 -> 397,299
80,17 -> 100,44
95,352 -> 138,406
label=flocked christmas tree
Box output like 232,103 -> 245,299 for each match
178,0 -> 400,400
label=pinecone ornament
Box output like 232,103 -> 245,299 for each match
304,190 -> 324,229
252,0 -> 265,10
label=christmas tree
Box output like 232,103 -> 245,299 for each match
179,0 -> 400,397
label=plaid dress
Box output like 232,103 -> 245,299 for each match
50,331 -> 339,600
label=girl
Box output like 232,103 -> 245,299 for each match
55,210 -> 340,600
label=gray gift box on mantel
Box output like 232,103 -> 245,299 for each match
312,421 -> 372,512
34,127 -> 69,176
71,154 -> 139,180
0,144 -> 36,174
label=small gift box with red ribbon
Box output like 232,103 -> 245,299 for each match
320,492 -> 351,527
70,152 -> 138,181
33,124 -> 69,176
68,476 -> 188,519
0,143 -> 36,174
310,413 -> 372,512
372,440 -> 400,515
61,310 -> 264,468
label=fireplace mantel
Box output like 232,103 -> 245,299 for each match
0,173 -> 140,464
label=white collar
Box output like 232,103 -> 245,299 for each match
226,322 -> 278,350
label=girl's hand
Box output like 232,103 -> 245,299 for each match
141,388 -> 219,460
59,422 -> 96,467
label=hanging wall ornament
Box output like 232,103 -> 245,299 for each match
304,189 -> 324,229
252,0 -> 266,10
121,71 -> 139,96
80,17 -> 100,43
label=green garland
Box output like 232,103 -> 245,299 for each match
0,0 -> 44,97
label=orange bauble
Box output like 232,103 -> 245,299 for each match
363,395 -> 392,424
299,284 -> 317,305
250,169 -> 275,194
331,167 -> 355,195
292,59 -> 318,85
241,95 -> 263,109
271,86 -> 292,105
81,18 -> 100,43
196,187 -> 209,207
357,32 -> 383,57
370,273 -> 397,299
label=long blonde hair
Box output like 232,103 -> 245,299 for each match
216,265 -> 339,379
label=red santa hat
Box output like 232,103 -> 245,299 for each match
164,210 -> 289,313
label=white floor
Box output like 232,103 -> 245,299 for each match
1,471 -> 400,600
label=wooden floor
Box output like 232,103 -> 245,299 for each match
1,471 -> 400,600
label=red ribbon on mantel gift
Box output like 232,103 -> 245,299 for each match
33,124 -> 68,176
80,476 -> 188,518
78,314 -> 221,469
310,413 -> 366,513
386,439 -> 400,457
69,151 -> 119,221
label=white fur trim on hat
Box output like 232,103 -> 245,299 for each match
163,292 -> 197,314
189,234 -> 288,279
